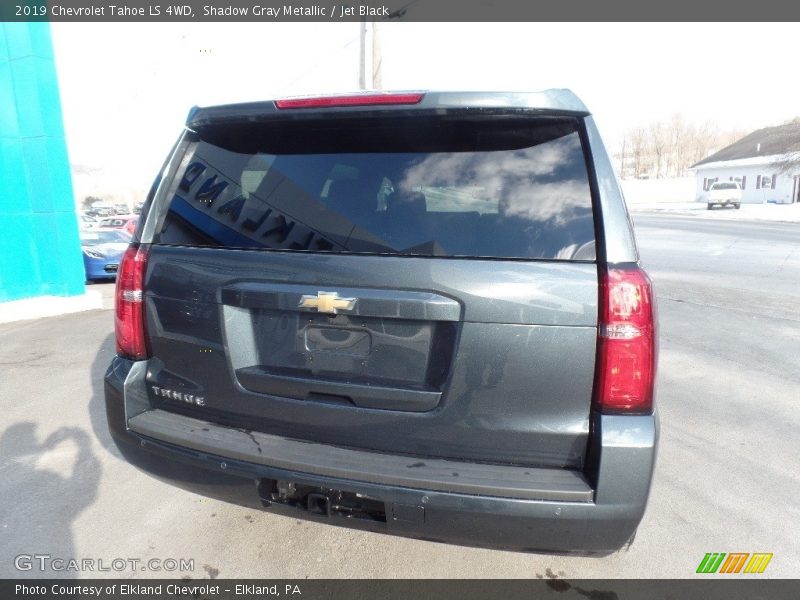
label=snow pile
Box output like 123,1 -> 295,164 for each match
620,177 -> 696,204
628,201 -> 800,223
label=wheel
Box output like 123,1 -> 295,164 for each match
707,203 -> 714,210
734,203 -> 741,209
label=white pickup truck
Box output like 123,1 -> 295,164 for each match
707,181 -> 742,210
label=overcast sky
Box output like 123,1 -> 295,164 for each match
51,22 -> 799,195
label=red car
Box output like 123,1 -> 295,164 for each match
99,215 -> 138,235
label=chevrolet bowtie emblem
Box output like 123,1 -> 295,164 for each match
298,291 -> 357,314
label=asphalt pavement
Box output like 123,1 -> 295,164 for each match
0,214 -> 798,579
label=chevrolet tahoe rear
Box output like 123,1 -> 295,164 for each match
104,90 -> 658,554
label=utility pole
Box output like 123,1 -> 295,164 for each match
358,19 -> 367,90
358,20 -> 383,90
372,21 -> 382,90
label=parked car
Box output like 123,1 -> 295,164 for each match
123,217 -> 138,236
707,181 -> 742,209
98,215 -> 138,234
80,229 -> 131,281
104,90 -> 658,554
78,213 -> 99,230
90,203 -> 116,217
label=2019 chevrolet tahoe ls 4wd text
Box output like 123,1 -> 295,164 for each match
104,90 -> 658,554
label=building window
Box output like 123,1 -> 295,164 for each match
759,174 -> 776,190
756,175 -> 778,190
741,176 -> 746,190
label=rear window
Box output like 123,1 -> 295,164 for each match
711,182 -> 738,190
155,115 -> 596,260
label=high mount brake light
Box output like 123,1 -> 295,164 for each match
275,93 -> 425,109
115,244 -> 149,360
595,265 -> 657,414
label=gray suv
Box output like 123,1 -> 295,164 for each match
104,90 -> 658,554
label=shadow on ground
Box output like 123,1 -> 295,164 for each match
88,334 -> 121,458
0,423 -> 101,578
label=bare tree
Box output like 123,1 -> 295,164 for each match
629,127 -> 649,178
771,118 -> 800,174
648,122 -> 668,178
686,120 -> 720,166
665,113 -> 687,176
82,196 -> 103,209
616,115 -> 749,179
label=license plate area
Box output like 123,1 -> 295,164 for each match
221,283 -> 460,411
305,324 -> 371,357
287,311 -> 433,384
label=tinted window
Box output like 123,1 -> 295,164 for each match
156,116 -> 596,260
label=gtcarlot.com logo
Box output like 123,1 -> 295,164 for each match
696,552 -> 773,574
14,554 -> 194,573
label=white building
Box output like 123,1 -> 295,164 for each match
692,122 -> 800,204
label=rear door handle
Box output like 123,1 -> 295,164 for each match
236,366 -> 441,412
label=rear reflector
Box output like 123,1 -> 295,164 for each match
595,265 -> 657,414
115,244 -> 149,360
275,92 -> 424,109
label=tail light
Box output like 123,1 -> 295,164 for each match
275,92 -> 424,109
115,244 -> 149,360
594,264 -> 657,414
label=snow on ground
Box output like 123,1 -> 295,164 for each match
621,177 -> 800,223
628,201 -> 800,223
621,177 -> 697,205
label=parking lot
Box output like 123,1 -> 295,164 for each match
1,213 -> 798,579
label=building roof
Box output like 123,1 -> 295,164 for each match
692,154 -> 785,171
692,120 -> 800,168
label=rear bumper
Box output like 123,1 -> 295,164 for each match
104,357 -> 658,554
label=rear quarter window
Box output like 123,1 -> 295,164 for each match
155,115 -> 596,260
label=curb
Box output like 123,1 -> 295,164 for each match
0,290 -> 105,324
